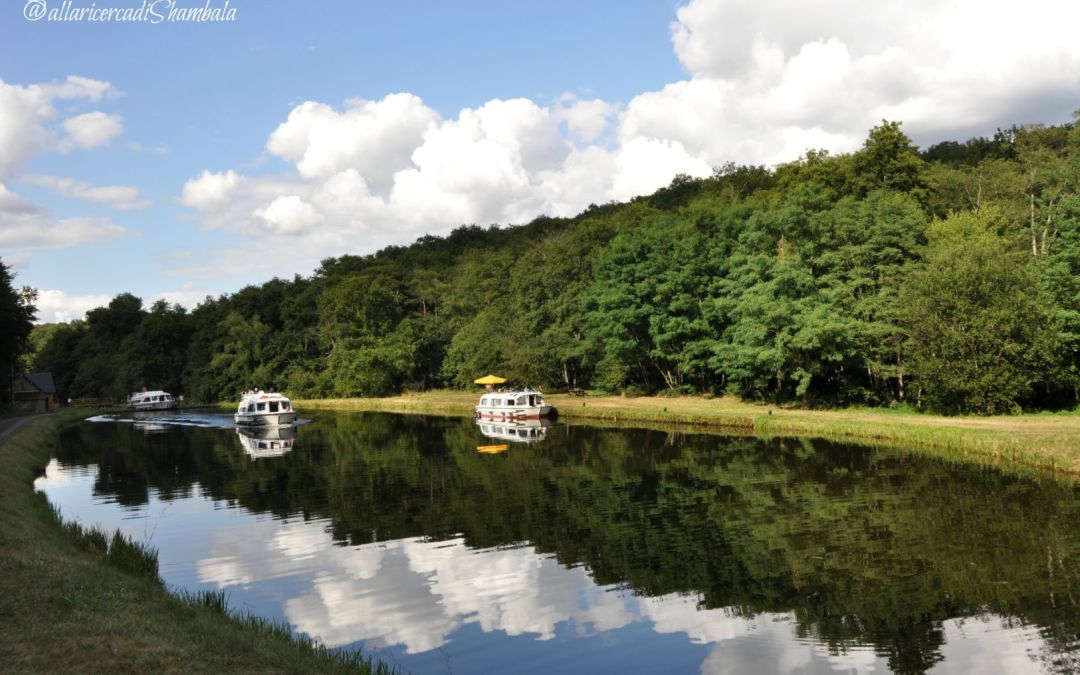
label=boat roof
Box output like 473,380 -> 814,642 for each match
239,391 -> 290,401
133,390 -> 170,397
480,387 -> 543,395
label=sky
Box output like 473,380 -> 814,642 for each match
2,0 -> 1079,323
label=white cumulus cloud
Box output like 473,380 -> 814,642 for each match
180,169 -> 242,211
0,182 -> 137,252
0,214 -> 135,251
663,0 -> 1080,149
0,75 -> 121,182
61,111 -> 123,151
266,93 -> 439,187
34,289 -> 114,323
23,174 -> 149,210
178,0 -> 1080,283
252,195 -> 322,235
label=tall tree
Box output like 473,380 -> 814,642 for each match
899,209 -> 1061,414
0,259 -> 37,405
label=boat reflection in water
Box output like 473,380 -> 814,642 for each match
475,418 -> 552,453
235,424 -> 297,459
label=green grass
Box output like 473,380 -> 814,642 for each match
297,390 -> 1080,480
0,410 -> 398,674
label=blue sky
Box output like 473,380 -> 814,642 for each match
2,0 -> 1079,321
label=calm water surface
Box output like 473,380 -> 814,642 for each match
34,410 -> 1080,674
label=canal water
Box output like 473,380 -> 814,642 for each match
34,410 -> 1080,674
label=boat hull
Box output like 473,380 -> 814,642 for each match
234,412 -> 297,427
474,404 -> 553,420
131,400 -> 178,411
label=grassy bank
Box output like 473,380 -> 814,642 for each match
298,391 -> 1080,480
0,410 -> 394,674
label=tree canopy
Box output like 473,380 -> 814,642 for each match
0,259 -> 37,405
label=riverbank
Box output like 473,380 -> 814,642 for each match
298,391 -> 1080,479
0,411 -> 393,674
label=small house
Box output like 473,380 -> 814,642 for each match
13,372 -> 56,413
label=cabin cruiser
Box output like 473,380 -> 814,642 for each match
129,390 -> 178,411
474,387 -> 554,420
234,390 -> 296,427
236,425 -> 296,459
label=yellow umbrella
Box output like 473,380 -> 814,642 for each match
473,374 -> 508,385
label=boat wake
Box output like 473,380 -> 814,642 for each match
87,410 -> 311,433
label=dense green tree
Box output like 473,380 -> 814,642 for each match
851,120 -> 928,199
119,300 -> 193,395
899,209 -> 1062,413
0,259 -> 37,405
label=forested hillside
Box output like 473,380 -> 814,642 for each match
28,116 -> 1080,414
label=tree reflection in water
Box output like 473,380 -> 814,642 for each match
44,411 -> 1080,674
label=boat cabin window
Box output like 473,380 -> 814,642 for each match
517,396 -> 526,405
269,401 -> 279,413
282,401 -> 291,410
481,398 -> 488,406
247,404 -> 256,413
257,402 -> 267,412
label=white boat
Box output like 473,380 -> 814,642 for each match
236,425 -> 296,459
475,418 -> 552,444
234,390 -> 297,427
474,387 -> 553,420
129,390 -> 178,411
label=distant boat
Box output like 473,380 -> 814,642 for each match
129,390 -> 178,411
234,390 -> 297,427
236,425 -> 296,459
474,386 -> 554,420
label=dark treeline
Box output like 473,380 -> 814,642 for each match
0,260 -> 36,405
27,114 -> 1080,413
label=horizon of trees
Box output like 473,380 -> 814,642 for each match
20,111 -> 1080,414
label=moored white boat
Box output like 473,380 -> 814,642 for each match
474,387 -> 553,420
129,390 -> 178,411
234,390 -> 297,427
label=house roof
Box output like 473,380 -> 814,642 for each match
23,372 -> 56,394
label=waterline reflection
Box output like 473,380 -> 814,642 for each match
33,411 -> 1080,674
